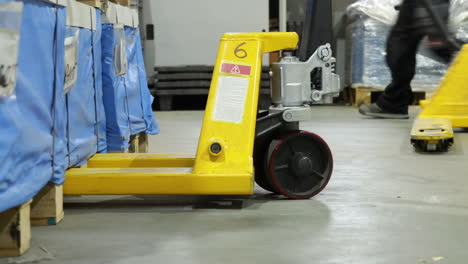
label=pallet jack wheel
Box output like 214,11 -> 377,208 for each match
254,138 -> 279,193
267,131 -> 333,199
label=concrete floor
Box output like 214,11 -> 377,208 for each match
10,106 -> 468,264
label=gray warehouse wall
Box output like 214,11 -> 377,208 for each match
139,0 -> 356,86
140,0 -> 269,73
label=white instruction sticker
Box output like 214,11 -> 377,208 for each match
0,2 -> 23,97
64,29 -> 79,94
113,25 -> 128,77
212,76 -> 249,124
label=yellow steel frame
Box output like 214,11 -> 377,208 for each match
411,45 -> 468,144
64,32 -> 299,195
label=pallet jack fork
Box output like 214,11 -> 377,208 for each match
411,45 -> 468,152
64,32 -> 341,199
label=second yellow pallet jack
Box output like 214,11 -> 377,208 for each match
64,32 -> 341,199
411,45 -> 468,152
410,0 -> 467,152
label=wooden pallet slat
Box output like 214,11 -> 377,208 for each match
76,0 -> 102,9
109,0 -> 130,7
30,184 -> 64,226
0,201 -> 32,257
108,132 -> 150,153
129,132 -> 149,153
348,86 -> 427,107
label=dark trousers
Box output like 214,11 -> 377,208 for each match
376,0 -> 425,113
376,0 -> 452,113
376,29 -> 425,113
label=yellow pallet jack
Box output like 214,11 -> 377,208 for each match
64,32 -> 341,199
410,0 -> 467,152
411,45 -> 468,152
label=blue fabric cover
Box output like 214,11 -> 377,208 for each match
66,26 -> 98,167
125,27 -> 159,135
94,10 -> 107,153
52,2 -> 67,184
102,24 -> 131,151
0,0 -> 65,212
102,24 -> 159,151
124,26 -> 146,135
65,9 -> 106,168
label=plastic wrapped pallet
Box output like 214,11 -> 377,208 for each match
346,0 -> 468,90
450,0 -> 468,42
62,0 -> 106,168
0,0 -> 66,212
101,2 -> 159,151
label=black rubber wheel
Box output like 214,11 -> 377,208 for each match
412,140 -> 425,153
254,138 -> 279,193
412,138 -> 453,153
267,131 -> 333,199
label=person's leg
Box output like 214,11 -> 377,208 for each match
376,29 -> 425,114
359,28 -> 425,119
359,0 -> 425,118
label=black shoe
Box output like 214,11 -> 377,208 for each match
358,103 -> 409,119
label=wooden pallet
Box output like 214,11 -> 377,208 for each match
30,184 -> 64,226
76,0 -> 102,9
109,0 -> 129,7
0,184 -> 63,257
348,86 -> 428,107
0,201 -> 32,257
129,132 -> 149,153
107,132 -> 149,153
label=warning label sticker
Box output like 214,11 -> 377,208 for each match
212,76 -> 249,124
220,62 -> 252,76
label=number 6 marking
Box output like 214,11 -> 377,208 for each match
234,42 -> 247,58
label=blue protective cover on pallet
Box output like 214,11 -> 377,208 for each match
66,26 -> 98,167
53,11 -> 106,181
102,23 -> 131,151
0,0 -> 65,212
124,26 -> 146,135
65,14 -> 105,168
102,24 -> 159,151
52,2 -> 67,184
129,28 -> 159,135
64,9 -> 106,168
94,10 -> 107,153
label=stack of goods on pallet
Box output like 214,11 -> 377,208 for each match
0,0 -> 157,255
101,1 -> 159,152
110,0 -> 129,7
346,0 -> 468,91
0,0 -> 67,214
0,0 -> 67,256
60,0 -> 107,170
152,66 -> 272,110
